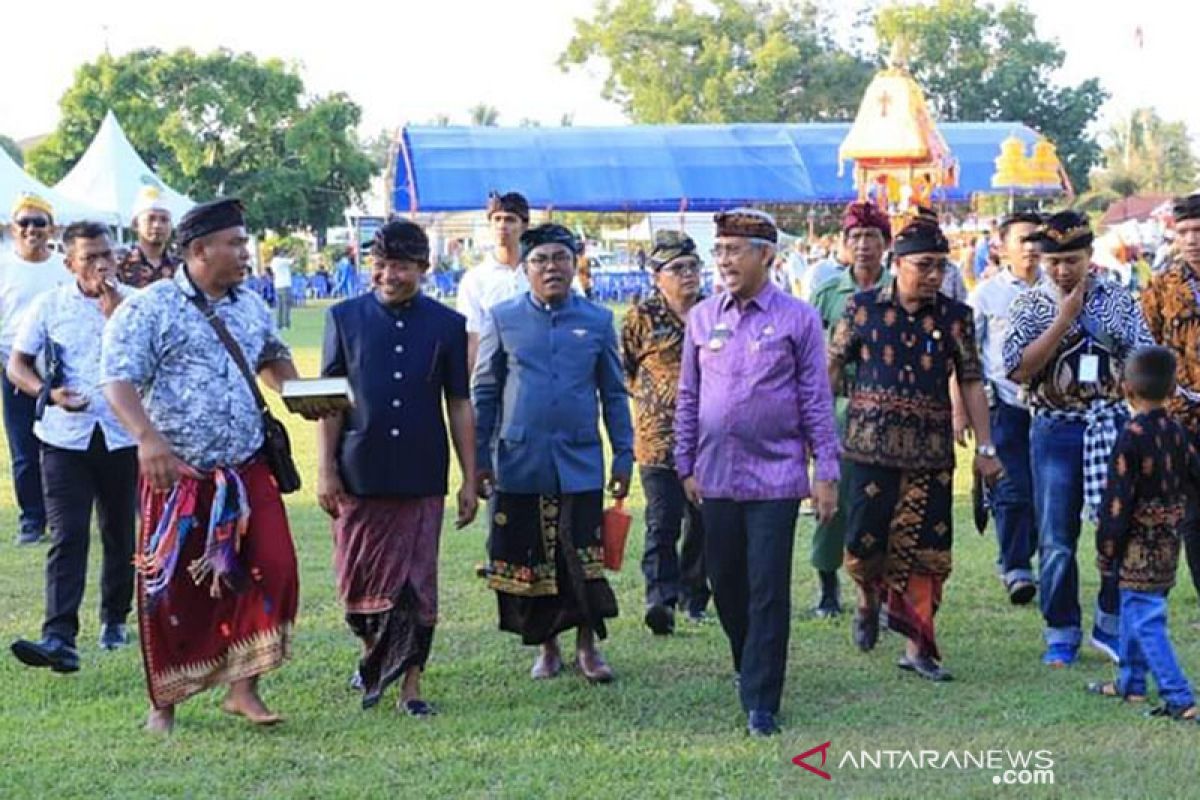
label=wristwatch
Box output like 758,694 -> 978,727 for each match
976,444 -> 997,458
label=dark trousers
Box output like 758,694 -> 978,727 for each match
41,428 -> 138,646
2,371 -> 45,536
701,498 -> 800,715
990,399 -> 1036,585
1180,484 -> 1200,602
639,466 -> 709,613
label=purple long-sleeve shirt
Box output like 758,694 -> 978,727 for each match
674,281 -> 840,501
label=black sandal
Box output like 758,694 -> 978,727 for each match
1146,703 -> 1199,723
852,607 -> 879,652
1084,681 -> 1145,703
400,699 -> 437,718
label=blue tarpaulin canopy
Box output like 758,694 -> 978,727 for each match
392,122 -> 1045,213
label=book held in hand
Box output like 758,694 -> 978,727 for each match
281,378 -> 355,415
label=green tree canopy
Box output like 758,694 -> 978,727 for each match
559,0 -> 875,123
0,134 -> 22,166
875,0 -> 1107,192
1077,108 -> 1198,210
26,48 -> 376,233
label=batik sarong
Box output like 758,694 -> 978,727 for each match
136,459 -> 297,709
333,494 -> 443,709
481,491 -> 617,645
844,464 -> 953,659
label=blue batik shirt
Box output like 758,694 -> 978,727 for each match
101,266 -> 291,469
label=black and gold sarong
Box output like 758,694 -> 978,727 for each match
843,464 -> 953,658
481,491 -> 617,645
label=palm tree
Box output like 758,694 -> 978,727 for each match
468,104 -> 500,127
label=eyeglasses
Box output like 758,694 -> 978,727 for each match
14,217 -> 50,229
710,244 -> 751,259
903,259 -> 949,276
661,262 -> 701,276
527,252 -> 574,270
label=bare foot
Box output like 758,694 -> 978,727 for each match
144,706 -> 175,734
221,689 -> 283,726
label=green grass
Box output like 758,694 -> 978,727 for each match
1,300 -> 1198,799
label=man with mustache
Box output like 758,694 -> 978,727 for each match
830,211 -> 1001,682
0,194 -> 71,545
102,198 -> 325,733
473,223 -> 633,685
675,208 -> 839,735
808,201 -> 892,618
7,221 -> 134,672
621,230 -> 710,635
317,219 -> 478,716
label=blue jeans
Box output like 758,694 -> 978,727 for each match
1,370 -> 45,537
991,399 -> 1036,585
1118,589 -> 1194,707
1030,415 -> 1118,649
700,498 -> 800,715
639,466 -> 709,614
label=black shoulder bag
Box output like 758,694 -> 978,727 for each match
186,293 -> 302,493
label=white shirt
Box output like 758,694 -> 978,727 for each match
456,253 -> 528,334
0,249 -> 71,357
14,282 -> 136,451
271,257 -> 294,289
968,266 -> 1038,408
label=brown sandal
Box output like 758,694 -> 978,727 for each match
1084,681 -> 1146,703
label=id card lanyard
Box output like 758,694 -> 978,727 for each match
1076,299 -> 1101,385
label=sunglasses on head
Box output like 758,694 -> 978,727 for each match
15,217 -> 50,229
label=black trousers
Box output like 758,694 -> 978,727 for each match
1181,484 -> 1200,602
700,498 -> 800,715
639,466 -> 710,613
2,371 -> 45,537
40,428 -> 138,646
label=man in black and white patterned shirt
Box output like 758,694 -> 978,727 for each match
1004,211 -> 1154,669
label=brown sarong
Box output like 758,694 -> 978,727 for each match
333,495 -> 443,709
137,460 -> 297,709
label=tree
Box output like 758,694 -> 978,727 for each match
469,104 -> 500,126
0,134 -> 21,166
875,0 -> 1108,192
559,0 -> 876,124
26,48 -> 376,233
1077,108 -> 1198,209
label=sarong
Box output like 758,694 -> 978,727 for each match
136,459 -> 297,709
844,464 -> 953,659
333,495 -> 443,709
482,491 -> 617,645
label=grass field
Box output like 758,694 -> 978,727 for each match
1,300 -> 1198,799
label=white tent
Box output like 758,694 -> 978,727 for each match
0,149 -> 116,225
53,110 -> 194,226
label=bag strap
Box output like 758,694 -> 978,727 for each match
182,289 -> 270,415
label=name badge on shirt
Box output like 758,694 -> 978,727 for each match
708,323 -> 733,351
1078,353 -> 1100,384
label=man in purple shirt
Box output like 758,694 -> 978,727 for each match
675,208 -> 839,737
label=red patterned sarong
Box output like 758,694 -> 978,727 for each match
137,460 -> 298,709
